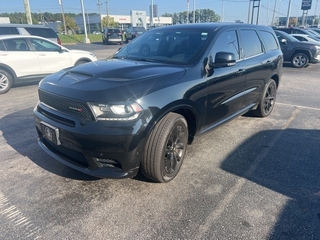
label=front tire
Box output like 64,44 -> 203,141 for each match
0,69 -> 13,94
291,52 -> 309,68
141,113 -> 188,183
252,79 -> 277,117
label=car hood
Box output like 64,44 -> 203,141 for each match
39,59 -> 186,102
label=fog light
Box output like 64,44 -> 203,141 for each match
93,157 -> 119,168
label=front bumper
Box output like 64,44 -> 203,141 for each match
34,103 -> 148,179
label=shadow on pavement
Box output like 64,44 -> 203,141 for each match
220,128 -> 320,239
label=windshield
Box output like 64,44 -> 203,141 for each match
113,28 -> 211,65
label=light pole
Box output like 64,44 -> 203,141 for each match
193,0 -> 195,23
59,0 -> 67,35
80,0 -> 90,43
285,0 -> 292,27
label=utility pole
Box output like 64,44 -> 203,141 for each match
106,0 -> 109,27
221,0 -> 224,22
271,0 -> 277,25
151,0 -> 154,27
193,0 -> 195,23
59,0 -> 67,35
80,0 -> 90,43
247,0 -> 251,24
187,0 -> 189,23
97,0 -> 103,31
285,0 -> 292,27
23,0 -> 33,24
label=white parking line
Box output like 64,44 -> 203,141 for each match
0,191 -> 41,239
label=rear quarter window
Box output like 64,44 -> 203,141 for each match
24,27 -> 57,38
240,29 -> 263,58
260,30 -> 279,51
0,41 -> 5,50
0,27 -> 19,35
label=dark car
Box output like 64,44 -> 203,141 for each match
275,30 -> 320,68
125,26 -> 146,43
34,23 -> 283,183
102,28 -> 122,45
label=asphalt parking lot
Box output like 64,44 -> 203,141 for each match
1,44 -> 320,239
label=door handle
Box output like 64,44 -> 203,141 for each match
38,54 -> 46,56
238,69 -> 245,74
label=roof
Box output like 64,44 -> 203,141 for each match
0,24 -> 53,29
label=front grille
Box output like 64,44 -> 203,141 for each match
43,139 -> 89,168
39,90 -> 94,121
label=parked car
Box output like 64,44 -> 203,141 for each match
311,28 -> 320,35
291,33 -> 320,43
102,28 -> 122,45
0,24 -> 61,45
34,23 -> 283,183
125,26 -> 146,43
274,27 -> 320,38
275,30 -> 320,68
0,35 -> 97,94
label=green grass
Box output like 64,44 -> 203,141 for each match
58,34 -> 103,44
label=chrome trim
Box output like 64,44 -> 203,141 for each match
222,87 -> 257,105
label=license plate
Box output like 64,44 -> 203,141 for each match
40,121 -> 61,145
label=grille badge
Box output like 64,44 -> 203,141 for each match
68,106 -> 83,112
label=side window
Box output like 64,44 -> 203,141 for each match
211,30 -> 240,60
30,38 -> 60,52
240,29 -> 263,58
25,27 -> 57,38
0,41 -> 5,51
0,27 -> 19,35
3,39 -> 29,51
259,30 -> 279,51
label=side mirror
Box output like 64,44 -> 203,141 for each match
280,38 -> 287,44
212,52 -> 236,67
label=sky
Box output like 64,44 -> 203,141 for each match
0,0 -> 319,25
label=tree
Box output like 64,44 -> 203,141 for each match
162,9 -> 220,25
102,16 -> 118,28
65,16 -> 79,33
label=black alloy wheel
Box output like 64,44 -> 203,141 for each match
142,113 -> 188,183
253,79 -> 277,117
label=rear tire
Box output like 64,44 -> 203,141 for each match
141,113 -> 188,183
252,79 -> 277,117
291,52 -> 309,68
0,69 -> 13,94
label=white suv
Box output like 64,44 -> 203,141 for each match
0,35 -> 97,94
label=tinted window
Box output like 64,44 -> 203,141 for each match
109,29 -> 120,33
3,38 -> 29,51
260,30 -> 279,51
0,41 -> 5,50
240,29 -> 263,58
212,30 -> 240,60
0,27 -> 19,35
25,27 -> 57,38
278,29 -> 291,34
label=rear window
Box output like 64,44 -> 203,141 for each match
0,27 -> 19,35
109,29 -> 121,33
24,27 -> 57,38
133,27 -> 146,32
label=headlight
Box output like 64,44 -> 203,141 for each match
88,102 -> 143,121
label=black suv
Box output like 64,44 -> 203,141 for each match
34,23 -> 283,183
275,30 -> 320,68
102,28 -> 123,45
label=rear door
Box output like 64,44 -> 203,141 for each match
239,28 -> 277,108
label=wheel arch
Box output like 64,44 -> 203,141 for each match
74,58 -> 92,66
145,102 -> 200,145
0,64 -> 17,83
289,49 -> 311,60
